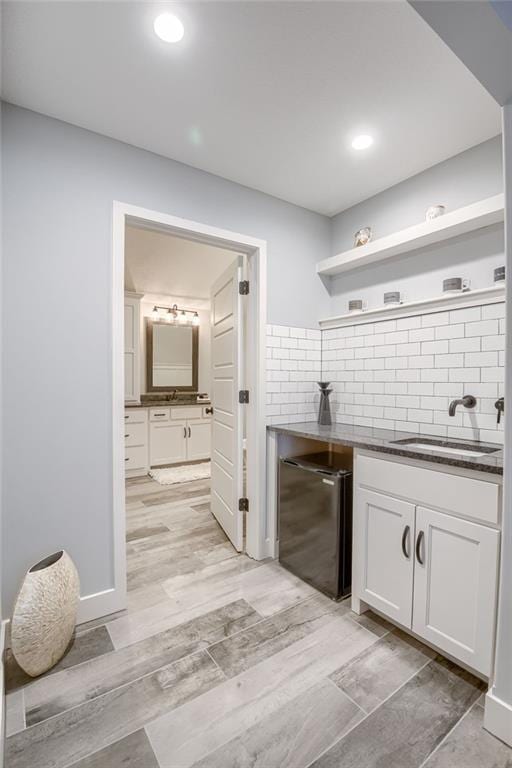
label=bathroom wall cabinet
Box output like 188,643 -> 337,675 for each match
124,405 -> 211,477
353,450 -> 501,677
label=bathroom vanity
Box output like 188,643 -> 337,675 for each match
268,421 -> 503,678
125,402 -> 212,477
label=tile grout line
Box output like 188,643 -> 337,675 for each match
324,675 -> 369,715
303,655 -> 436,768
416,696 -> 484,768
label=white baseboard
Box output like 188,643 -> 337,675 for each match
77,588 -> 126,625
484,688 -> 512,747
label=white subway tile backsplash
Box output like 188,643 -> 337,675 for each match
321,300 -> 504,442
466,319 -> 499,337
465,351 -> 499,367
266,324 -> 320,424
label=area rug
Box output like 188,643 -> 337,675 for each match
149,462 -> 211,485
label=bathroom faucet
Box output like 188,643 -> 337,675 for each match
448,395 -> 477,417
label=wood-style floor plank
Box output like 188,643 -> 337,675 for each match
6,651 -> 225,768
190,679 -> 364,768
145,615 -> 377,768
67,729 -> 159,768
310,657 -> 484,768
329,628 -> 436,713
24,600 -> 261,726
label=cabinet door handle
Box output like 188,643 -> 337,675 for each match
188,426 -> 191,438
183,427 -> 187,438
415,530 -> 425,565
401,525 -> 410,559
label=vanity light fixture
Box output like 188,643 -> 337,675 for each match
153,13 -> 185,43
351,134 -> 374,151
150,303 -> 199,325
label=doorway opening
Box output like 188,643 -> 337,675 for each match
112,202 -> 267,616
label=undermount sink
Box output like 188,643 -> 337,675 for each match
391,437 -> 500,459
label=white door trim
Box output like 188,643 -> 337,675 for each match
108,201 -> 268,619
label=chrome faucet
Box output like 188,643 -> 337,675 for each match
448,395 -> 477,417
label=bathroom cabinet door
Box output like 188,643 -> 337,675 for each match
150,422 -> 187,466
412,506 -> 500,676
354,487 -> 415,627
187,420 -> 211,461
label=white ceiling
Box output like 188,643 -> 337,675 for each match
1,1 -> 501,215
125,225 -> 237,299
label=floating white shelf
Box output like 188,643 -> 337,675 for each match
317,194 -> 505,278
318,285 -> 505,330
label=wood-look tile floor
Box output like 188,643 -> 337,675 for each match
5,475 -> 512,768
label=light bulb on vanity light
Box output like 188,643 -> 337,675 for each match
178,310 -> 188,324
166,308 -> 176,323
192,312 -> 200,326
151,306 -> 160,320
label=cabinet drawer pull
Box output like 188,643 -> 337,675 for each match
124,415 -> 129,419
415,530 -> 425,565
205,407 -> 213,415
125,434 -> 130,438
125,457 -> 129,462
401,525 -> 410,559
154,412 -> 166,417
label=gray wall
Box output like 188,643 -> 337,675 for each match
1,103 -> 330,613
327,137 -> 504,317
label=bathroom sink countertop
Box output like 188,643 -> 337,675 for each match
267,421 -> 503,475
125,400 -> 211,408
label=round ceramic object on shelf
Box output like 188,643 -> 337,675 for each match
11,550 -> 80,677
354,227 -> 372,247
426,205 -> 445,221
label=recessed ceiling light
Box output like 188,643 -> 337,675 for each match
154,13 -> 185,43
351,135 -> 374,151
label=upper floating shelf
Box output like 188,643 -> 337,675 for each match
317,194 -> 505,278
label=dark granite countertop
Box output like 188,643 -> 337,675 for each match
125,400 -> 211,409
267,421 -> 503,476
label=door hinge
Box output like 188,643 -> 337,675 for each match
239,497 -> 249,512
239,390 -> 249,404
239,280 -> 249,295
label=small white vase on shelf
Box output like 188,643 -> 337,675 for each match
11,550 -> 80,677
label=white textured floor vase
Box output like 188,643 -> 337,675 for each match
149,462 -> 211,485
11,550 -> 80,677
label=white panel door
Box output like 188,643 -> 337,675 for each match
210,256 -> 244,550
413,506 -> 500,675
354,488 -> 415,627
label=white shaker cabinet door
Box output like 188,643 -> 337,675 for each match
149,422 -> 187,466
413,506 -> 500,676
186,420 -> 211,462
354,488 -> 415,627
